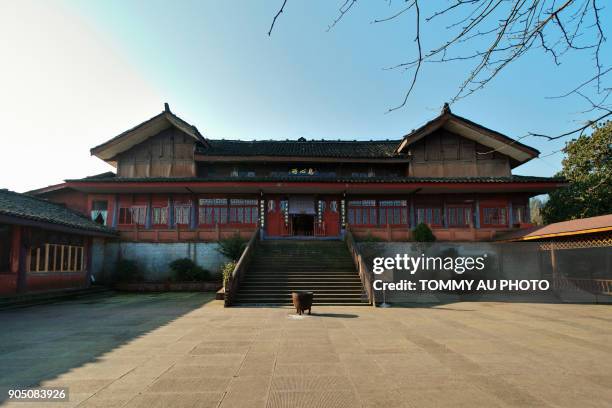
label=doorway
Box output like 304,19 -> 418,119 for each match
292,214 -> 314,236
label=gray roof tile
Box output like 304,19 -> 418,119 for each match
0,189 -> 116,236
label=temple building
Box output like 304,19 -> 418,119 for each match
30,103 -> 564,242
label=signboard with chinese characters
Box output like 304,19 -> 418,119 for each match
289,168 -> 317,176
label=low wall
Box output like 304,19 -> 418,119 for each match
26,272 -> 88,292
350,227 -> 502,242
0,274 -> 17,295
91,241 -> 229,283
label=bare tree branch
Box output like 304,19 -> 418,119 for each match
268,0 -> 288,36
529,111 -> 612,140
268,0 -> 609,142
387,0 -> 421,113
327,0 -> 358,32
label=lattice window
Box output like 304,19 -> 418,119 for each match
447,206 -> 472,227
119,206 -> 146,225
416,207 -> 442,227
347,200 -> 377,226
482,207 -> 508,227
29,244 -> 85,273
378,200 -> 408,226
152,206 -> 168,226
174,204 -> 191,226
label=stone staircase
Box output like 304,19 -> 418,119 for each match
233,240 -> 368,306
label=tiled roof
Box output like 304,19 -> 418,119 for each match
497,214 -> 612,241
68,174 -> 564,184
195,139 -> 404,158
0,189 -> 116,236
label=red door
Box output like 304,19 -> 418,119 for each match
323,197 -> 340,236
265,197 -> 290,237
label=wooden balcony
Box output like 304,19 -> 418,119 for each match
117,225 -> 257,242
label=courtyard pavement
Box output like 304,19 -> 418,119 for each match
0,293 -> 611,407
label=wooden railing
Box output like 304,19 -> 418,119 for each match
224,228 -> 260,307
118,225 -> 256,242
553,277 -> 612,295
345,229 -> 376,306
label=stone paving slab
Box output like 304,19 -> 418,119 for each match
0,293 -> 611,407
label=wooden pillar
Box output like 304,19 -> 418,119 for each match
525,198 -> 531,224
112,194 -> 119,228
9,226 -> 21,274
145,194 -> 153,229
442,196 -> 448,228
508,201 -> 513,227
12,226 -> 27,293
85,237 -> 92,287
409,198 -> 415,228
168,196 -> 175,229
190,197 -> 198,230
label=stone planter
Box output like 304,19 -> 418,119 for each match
292,291 -> 314,315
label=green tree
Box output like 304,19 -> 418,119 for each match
412,223 -> 436,242
216,234 -> 247,261
543,121 -> 612,223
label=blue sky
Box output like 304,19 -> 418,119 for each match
1,1 -> 609,191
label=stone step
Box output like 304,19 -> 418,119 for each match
238,290 -> 363,296
233,299 -> 366,305
234,239 -> 365,306
232,302 -> 369,306
243,277 -> 361,281
241,281 -> 361,290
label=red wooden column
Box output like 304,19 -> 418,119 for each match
0,226 -> 21,294
9,226 -> 20,274
12,226 -> 27,293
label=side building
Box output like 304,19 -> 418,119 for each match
30,104 -> 564,243
0,189 -> 116,295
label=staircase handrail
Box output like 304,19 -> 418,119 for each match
345,229 -> 376,306
224,228 -> 260,307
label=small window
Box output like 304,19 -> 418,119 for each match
416,207 -> 442,227
91,201 -> 108,225
512,205 -> 527,224
152,206 -> 168,226
447,206 -> 472,227
174,205 -> 191,226
119,206 -> 147,225
482,207 -> 508,227
29,244 -> 85,273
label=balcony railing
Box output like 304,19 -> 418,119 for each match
224,228 -> 259,307
117,224 -> 256,242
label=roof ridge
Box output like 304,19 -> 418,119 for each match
2,188 -> 81,214
207,138 -> 402,143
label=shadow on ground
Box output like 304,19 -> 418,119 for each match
0,292 -> 214,404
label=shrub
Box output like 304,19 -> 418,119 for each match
169,258 -> 210,282
221,261 -> 237,287
358,232 -> 384,242
412,223 -> 436,242
115,259 -> 144,283
217,234 -> 247,261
